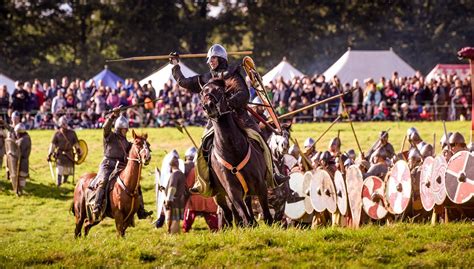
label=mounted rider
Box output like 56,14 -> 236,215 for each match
170,44 -> 288,195
47,116 -> 82,186
90,109 -> 152,220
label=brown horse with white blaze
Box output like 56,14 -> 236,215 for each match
72,130 -> 151,237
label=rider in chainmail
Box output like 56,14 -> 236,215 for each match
90,109 -> 152,220
170,44 -> 289,193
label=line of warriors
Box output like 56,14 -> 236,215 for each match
283,127 -> 471,226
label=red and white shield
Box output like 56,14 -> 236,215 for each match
432,155 -> 448,205
284,172 -> 306,220
385,160 -> 411,215
445,151 -> 474,204
310,169 -> 337,213
362,176 -> 388,220
334,170 -> 348,215
419,156 -> 435,211
346,165 -> 364,228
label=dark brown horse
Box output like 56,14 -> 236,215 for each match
201,79 -> 273,227
72,130 -> 151,237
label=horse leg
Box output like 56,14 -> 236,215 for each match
257,188 -> 274,226
74,200 -> 86,238
84,221 -> 99,237
226,196 -> 244,227
226,190 -> 255,227
215,194 -> 233,228
244,196 -> 257,227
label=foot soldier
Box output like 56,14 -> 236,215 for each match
299,137 -> 316,171
90,109 -> 152,220
363,148 -> 388,179
165,154 -> 187,234
0,123 -> 5,171
367,131 -> 395,162
440,132 -> 453,160
170,44 -> 288,195
448,132 -> 467,155
407,127 -> 426,153
3,123 -> 31,196
182,146 -> 219,232
47,116 -> 82,186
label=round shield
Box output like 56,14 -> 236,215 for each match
362,176 -> 388,220
385,160 -> 411,215
310,169 -> 330,213
432,155 -> 448,205
334,170 -> 348,215
322,172 -> 337,214
346,165 -> 364,228
75,139 -> 88,165
445,151 -> 474,204
419,156 -> 435,211
284,172 -> 306,220
303,171 -> 314,214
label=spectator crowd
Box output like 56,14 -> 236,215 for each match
0,70 -> 471,130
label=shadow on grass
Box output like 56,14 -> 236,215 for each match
0,179 -> 73,200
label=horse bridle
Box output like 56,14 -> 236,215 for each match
127,140 -> 150,164
201,83 -> 231,118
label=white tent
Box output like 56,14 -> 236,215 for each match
262,57 -> 304,85
0,73 -> 15,94
426,64 -> 470,82
323,48 -> 416,84
140,62 -> 198,90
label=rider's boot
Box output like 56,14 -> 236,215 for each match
92,185 -> 106,220
137,189 -> 153,219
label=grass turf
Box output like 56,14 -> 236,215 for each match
0,121 -> 473,267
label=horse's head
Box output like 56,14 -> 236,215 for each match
200,79 -> 230,119
130,130 -> 151,166
268,122 -> 292,159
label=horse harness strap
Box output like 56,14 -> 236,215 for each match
213,145 -> 251,194
117,176 -> 139,198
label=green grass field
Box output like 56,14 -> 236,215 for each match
0,121 -> 473,267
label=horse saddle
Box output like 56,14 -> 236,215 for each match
85,164 -> 126,222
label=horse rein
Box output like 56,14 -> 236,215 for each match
120,139 -> 150,223
201,86 -> 232,118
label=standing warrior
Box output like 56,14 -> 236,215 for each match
47,116 -> 82,186
170,44 -> 288,194
363,148 -> 388,179
165,154 -> 187,234
182,146 -> 219,233
3,123 -> 31,195
0,124 -> 6,170
366,131 -> 395,162
90,109 -> 152,220
8,111 -> 21,139
448,132 -> 467,155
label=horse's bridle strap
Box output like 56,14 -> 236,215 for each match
117,176 -> 139,197
213,145 -> 251,194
